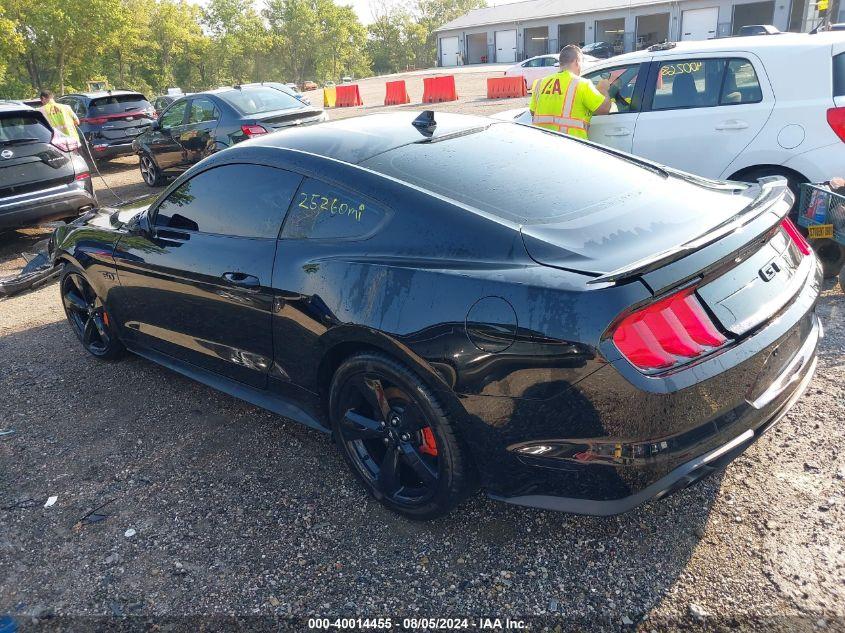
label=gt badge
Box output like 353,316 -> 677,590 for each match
759,259 -> 781,282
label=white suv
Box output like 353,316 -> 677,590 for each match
499,33 -> 845,191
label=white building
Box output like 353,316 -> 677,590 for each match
435,0 -> 842,66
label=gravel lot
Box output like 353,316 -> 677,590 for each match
1,67 -> 845,631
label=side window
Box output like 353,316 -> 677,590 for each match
60,97 -> 81,116
720,59 -> 762,105
835,53 -> 845,98
188,98 -> 219,124
584,64 -> 643,114
153,164 -> 302,238
543,57 -> 558,67
282,178 -> 387,240
525,58 -> 543,68
652,59 -> 725,110
160,100 -> 187,129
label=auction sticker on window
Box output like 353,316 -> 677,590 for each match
282,178 -> 387,240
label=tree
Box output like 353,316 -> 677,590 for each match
264,0 -> 369,84
9,0 -> 123,93
367,1 -> 412,75
0,5 -> 24,92
147,0 -> 205,92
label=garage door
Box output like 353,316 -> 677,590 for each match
440,36 -> 461,67
682,7 -> 719,41
495,30 -> 517,63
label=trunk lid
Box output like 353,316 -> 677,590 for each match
256,107 -> 324,130
0,111 -> 75,198
523,174 -> 804,339
520,171 -> 769,278
84,94 -> 154,141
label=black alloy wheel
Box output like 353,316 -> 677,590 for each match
60,267 -> 124,359
139,153 -> 163,187
330,353 -> 473,519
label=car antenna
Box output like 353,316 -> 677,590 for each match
412,110 -> 437,135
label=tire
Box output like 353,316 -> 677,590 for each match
329,352 -> 474,520
139,153 -> 165,187
59,264 -> 125,360
811,238 -> 845,279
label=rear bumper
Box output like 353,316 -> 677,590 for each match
0,181 -> 96,230
491,313 -> 820,515
88,140 -> 136,160
465,257 -> 823,514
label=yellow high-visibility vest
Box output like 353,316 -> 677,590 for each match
39,101 -> 79,141
529,71 -> 605,139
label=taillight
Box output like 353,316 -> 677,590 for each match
612,287 -> 728,371
51,130 -> 80,153
241,124 -> 268,138
80,116 -> 108,125
781,217 -> 811,256
827,107 -> 845,143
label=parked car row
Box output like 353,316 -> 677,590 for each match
0,81 -> 329,232
133,84 -> 328,187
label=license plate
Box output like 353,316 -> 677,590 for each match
808,224 -> 834,239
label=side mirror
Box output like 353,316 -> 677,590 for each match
150,120 -> 160,131
129,210 -> 152,238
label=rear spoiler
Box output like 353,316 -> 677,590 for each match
586,176 -> 793,286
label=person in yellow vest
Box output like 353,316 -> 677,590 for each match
529,45 -> 612,139
38,90 -> 80,142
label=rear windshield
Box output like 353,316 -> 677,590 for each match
835,53 -> 845,97
361,122 -> 665,224
218,86 -> 303,115
0,112 -> 52,144
88,94 -> 151,115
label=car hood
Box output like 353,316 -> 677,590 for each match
520,171 -> 772,278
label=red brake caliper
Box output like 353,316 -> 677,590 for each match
419,427 -> 438,456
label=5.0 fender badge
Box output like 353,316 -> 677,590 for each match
0,149 -> 13,159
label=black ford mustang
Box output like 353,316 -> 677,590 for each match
51,112 -> 822,519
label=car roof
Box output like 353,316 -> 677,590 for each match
0,101 -> 35,113
65,90 -> 146,99
248,111 -> 494,165
594,32 -> 845,64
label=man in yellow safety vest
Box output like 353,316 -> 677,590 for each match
38,89 -> 80,142
529,45 -> 612,139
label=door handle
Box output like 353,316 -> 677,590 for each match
715,120 -> 749,131
604,127 -> 632,137
221,272 -> 260,288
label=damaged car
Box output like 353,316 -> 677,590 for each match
51,112 -> 822,519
